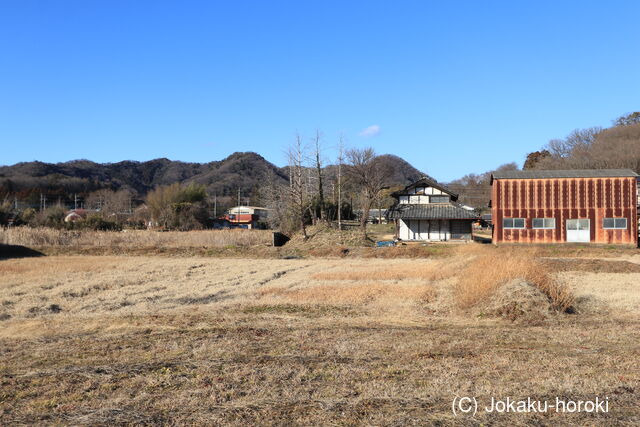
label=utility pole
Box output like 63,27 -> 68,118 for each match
74,194 -> 78,210
214,193 -> 217,217
237,188 -> 241,207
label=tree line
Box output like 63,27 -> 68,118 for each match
0,131 -> 402,238
263,131 -> 398,239
448,111 -> 640,210
524,112 -> 640,172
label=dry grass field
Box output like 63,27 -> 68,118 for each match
0,227 -> 273,248
1,244 -> 640,425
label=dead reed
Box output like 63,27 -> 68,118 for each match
0,227 -> 272,248
454,247 -> 575,312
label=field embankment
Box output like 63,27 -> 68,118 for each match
4,225 -> 637,260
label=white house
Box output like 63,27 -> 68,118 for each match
387,177 -> 479,241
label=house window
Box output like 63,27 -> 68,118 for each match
532,218 -> 555,229
503,218 -> 525,229
603,218 -> 627,229
429,195 -> 449,203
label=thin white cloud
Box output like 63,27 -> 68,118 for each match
359,124 -> 381,138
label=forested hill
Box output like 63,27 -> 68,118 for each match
0,151 -> 425,200
0,153 -> 287,198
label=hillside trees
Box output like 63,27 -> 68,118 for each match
613,112 -> 640,127
527,119 -> 640,173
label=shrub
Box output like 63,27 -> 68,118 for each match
0,203 -> 11,225
81,214 -> 122,231
18,208 -> 37,225
30,207 -> 67,228
146,183 -> 208,230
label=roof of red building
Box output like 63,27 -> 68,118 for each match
492,169 -> 638,181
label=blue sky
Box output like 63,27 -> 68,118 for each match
1,1 -> 639,181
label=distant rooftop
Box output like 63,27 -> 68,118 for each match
492,169 -> 639,180
228,206 -> 269,210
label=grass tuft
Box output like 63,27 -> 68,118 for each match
453,247 -> 575,312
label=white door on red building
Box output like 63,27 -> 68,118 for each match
566,219 -> 590,242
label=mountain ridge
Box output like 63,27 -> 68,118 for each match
0,152 -> 425,200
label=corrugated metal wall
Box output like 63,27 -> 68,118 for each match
492,177 -> 638,245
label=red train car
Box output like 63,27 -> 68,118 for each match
491,169 -> 639,245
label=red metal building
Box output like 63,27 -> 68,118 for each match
491,169 -> 639,245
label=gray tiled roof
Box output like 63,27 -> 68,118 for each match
388,203 -> 479,220
391,176 -> 459,199
492,169 -> 638,180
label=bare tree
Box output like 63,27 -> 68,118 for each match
538,127 -> 602,169
288,133 -> 310,239
261,169 -> 291,232
85,188 -> 134,222
448,162 -> 518,209
312,130 -> 326,221
345,147 -> 392,239
336,134 -> 345,231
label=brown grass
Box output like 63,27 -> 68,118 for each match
454,247 -> 575,312
1,250 -> 639,424
312,247 -> 576,314
542,257 -> 640,273
0,256 -> 118,276
0,226 -> 272,248
258,282 -> 437,305
311,259 -> 460,282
